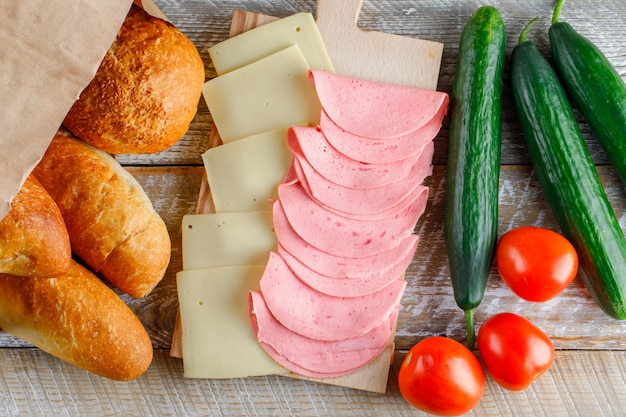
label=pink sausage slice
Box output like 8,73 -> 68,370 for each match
297,171 -> 430,222
259,249 -> 406,341
277,181 -> 417,257
320,109 -> 442,164
291,141 -> 434,215
310,69 -> 449,139
273,201 -> 419,278
249,290 -> 396,378
278,249 -> 404,298
287,126 -> 419,188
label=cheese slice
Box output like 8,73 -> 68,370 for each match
177,265 -> 287,378
202,128 -> 293,213
209,12 -> 334,76
182,211 -> 275,270
202,45 -> 321,143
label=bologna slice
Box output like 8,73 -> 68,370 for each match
291,141 -> 433,215
249,290 -> 396,378
277,181 -> 417,257
286,126 -> 419,188
285,146 -> 430,222
273,201 -> 419,278
259,249 -> 406,341
309,69 -> 449,139
320,110 -> 440,164
277,250 -> 404,298
297,168 -> 430,222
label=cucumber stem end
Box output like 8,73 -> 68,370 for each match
464,308 -> 476,350
519,17 -> 540,44
552,0 -> 567,25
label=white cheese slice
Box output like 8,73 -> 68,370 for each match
202,45 -> 321,143
177,265 -> 287,378
202,128 -> 292,213
181,211 -> 276,270
209,12 -> 334,76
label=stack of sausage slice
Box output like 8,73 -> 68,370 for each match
249,70 -> 449,378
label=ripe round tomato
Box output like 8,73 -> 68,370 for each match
398,336 -> 484,416
496,226 -> 578,302
478,312 -> 554,391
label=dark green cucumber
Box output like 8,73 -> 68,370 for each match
549,0 -> 626,184
510,20 -> 626,320
444,6 -> 506,348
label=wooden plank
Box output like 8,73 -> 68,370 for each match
114,0 -> 626,168
397,165 -> 626,351
5,165 -> 626,351
0,348 -> 624,416
133,165 -> 626,351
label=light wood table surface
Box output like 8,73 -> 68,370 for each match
2,0 -> 626,415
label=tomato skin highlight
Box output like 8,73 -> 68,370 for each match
398,336 -> 485,416
478,312 -> 555,391
496,226 -> 578,302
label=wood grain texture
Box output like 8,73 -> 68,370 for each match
3,166 -> 623,349
115,0 -> 626,167
0,349 -> 625,416
2,0 -> 626,415
316,0 -> 443,89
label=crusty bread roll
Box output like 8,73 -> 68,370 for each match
63,5 -> 205,154
0,261 -> 153,381
0,176 -> 71,277
33,132 -> 171,298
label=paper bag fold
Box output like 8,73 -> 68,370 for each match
0,0 -> 134,219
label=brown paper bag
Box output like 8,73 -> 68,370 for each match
0,0 -> 136,219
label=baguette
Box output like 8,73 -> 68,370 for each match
33,132 -> 171,298
0,176 -> 71,277
63,5 -> 205,154
0,260 -> 153,381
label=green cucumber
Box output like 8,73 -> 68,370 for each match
510,19 -> 626,320
550,0 -> 626,184
444,6 -> 506,348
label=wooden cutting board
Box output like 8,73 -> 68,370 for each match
171,2 -> 443,394
316,0 -> 443,89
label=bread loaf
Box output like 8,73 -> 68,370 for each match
0,260 -> 153,381
63,5 -> 205,154
0,176 -> 71,277
33,132 -> 171,298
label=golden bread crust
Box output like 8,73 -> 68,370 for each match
0,176 -> 71,277
0,261 -> 153,381
33,132 -> 171,298
63,5 -> 205,154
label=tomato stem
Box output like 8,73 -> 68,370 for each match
464,308 -> 476,349
552,0 -> 566,24
519,17 -> 539,44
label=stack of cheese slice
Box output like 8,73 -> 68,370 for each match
176,13 -> 335,379
249,70 -> 449,377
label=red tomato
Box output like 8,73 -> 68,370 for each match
398,336 -> 484,416
478,312 -> 554,391
496,226 -> 578,302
